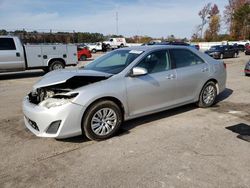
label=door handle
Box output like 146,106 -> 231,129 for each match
202,67 -> 209,72
166,74 -> 176,80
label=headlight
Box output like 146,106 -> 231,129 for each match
39,93 -> 78,109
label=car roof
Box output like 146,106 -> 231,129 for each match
118,45 -> 193,53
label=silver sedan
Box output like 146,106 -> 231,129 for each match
23,46 -> 227,140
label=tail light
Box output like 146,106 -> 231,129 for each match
223,62 -> 227,69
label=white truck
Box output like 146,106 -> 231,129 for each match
103,38 -> 126,49
0,36 -> 78,73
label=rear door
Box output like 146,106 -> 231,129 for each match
0,37 -> 24,72
169,49 -> 210,104
223,46 -> 233,57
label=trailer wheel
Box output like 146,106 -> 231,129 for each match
49,60 -> 65,71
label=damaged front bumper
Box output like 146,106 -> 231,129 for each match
23,96 -> 86,139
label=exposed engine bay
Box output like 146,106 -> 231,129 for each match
28,75 -> 110,104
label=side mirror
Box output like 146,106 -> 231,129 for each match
130,67 -> 148,77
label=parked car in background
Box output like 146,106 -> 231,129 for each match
23,46 -> 226,140
245,60 -> 250,76
0,36 -> 78,73
245,44 -> 250,55
233,44 -> 246,52
193,44 -> 200,51
103,38 -> 126,49
87,43 -> 102,53
77,46 -> 92,61
205,45 -> 239,59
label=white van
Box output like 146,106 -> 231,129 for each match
103,38 -> 126,49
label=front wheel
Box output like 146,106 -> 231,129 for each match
197,81 -> 217,108
82,100 -> 123,140
234,52 -> 237,58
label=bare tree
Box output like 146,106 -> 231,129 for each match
205,4 -> 221,41
198,3 -> 212,39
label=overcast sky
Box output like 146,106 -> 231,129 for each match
0,0 -> 229,38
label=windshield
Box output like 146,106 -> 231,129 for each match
210,45 -> 223,50
83,49 -> 144,74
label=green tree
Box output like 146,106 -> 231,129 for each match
224,0 -> 250,40
233,3 -> 250,39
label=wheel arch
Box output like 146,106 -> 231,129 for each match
200,78 -> 219,96
81,96 -> 126,130
47,58 -> 66,67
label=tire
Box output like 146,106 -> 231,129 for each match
49,60 -> 65,71
120,44 -> 124,48
82,100 -> 123,141
91,49 -> 97,53
234,52 -> 237,58
220,53 -> 224,59
197,81 -> 217,108
80,55 -> 87,61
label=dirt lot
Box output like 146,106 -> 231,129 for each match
0,53 -> 250,188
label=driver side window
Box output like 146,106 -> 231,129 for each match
136,50 -> 171,74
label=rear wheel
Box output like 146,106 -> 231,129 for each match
80,55 -> 87,61
197,81 -> 217,108
91,49 -> 97,53
49,60 -> 65,71
82,100 -> 123,140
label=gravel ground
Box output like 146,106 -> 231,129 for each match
0,52 -> 249,188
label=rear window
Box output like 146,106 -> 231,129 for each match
170,49 -> 205,68
0,38 -> 16,50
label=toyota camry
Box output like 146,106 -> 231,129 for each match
23,46 -> 227,140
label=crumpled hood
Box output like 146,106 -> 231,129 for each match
33,69 -> 112,89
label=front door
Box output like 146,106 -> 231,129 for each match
0,38 -> 24,72
125,50 -> 177,117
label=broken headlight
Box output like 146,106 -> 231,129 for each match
39,93 -> 78,109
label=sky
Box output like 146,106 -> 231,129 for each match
0,0 -> 229,38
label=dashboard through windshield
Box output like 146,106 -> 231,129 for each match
83,49 -> 144,74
